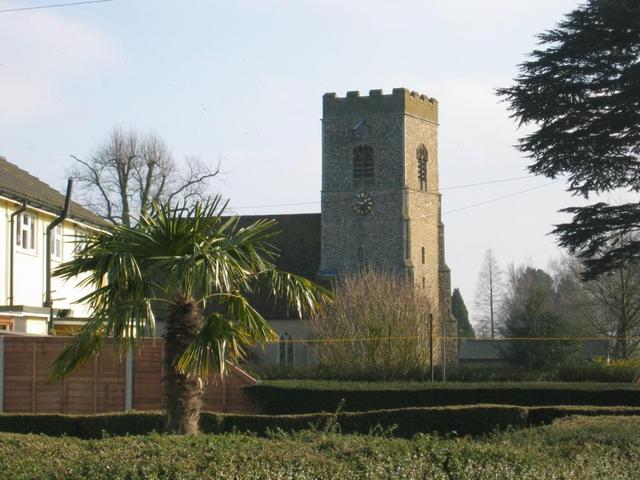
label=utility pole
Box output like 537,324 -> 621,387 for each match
441,314 -> 447,382
429,313 -> 434,382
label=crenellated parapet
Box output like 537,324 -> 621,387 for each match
323,88 -> 438,122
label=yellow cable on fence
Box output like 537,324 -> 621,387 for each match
265,335 -> 640,345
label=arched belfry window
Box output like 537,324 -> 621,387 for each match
417,144 -> 428,191
278,332 -> 294,364
353,145 -> 374,188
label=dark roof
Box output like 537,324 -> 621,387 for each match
230,213 -> 321,319
0,156 -> 108,228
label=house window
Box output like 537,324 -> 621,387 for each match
417,144 -> 428,191
51,225 -> 63,259
278,332 -> 294,365
16,212 -> 36,251
353,145 -> 374,188
421,247 -> 426,265
0,319 -> 13,332
73,228 -> 86,254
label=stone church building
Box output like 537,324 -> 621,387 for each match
247,88 -> 452,365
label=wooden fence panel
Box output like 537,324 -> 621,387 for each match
3,337 -> 37,413
97,348 -> 126,413
132,341 -> 164,411
0,335 -> 256,415
34,339 -> 65,413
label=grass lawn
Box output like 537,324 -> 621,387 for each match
0,416 -> 638,479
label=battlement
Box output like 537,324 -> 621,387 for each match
323,88 -> 438,122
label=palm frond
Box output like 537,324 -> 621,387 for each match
49,318 -> 105,382
256,269 -> 332,318
176,313 -> 248,378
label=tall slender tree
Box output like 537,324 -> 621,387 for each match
474,249 -> 503,338
452,288 -> 475,339
51,198 -> 328,434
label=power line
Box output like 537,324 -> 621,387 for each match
442,182 -> 556,216
231,175 -> 541,210
228,181 -> 556,220
0,0 -> 113,13
441,175 -> 533,191
268,334 -> 640,345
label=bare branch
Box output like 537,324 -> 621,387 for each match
67,128 -> 221,225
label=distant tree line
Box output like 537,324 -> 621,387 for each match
469,246 -> 640,365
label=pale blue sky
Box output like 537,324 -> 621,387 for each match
1,0 -> 586,325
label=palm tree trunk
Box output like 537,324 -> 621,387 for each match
164,296 -> 203,434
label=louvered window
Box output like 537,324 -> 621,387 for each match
417,144 -> 428,191
353,145 -> 374,188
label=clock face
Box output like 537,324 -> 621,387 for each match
352,191 -> 374,215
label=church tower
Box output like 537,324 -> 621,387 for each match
319,88 -> 452,334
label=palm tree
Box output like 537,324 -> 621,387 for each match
51,198 -> 329,434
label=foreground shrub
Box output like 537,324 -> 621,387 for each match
247,362 -> 638,383
2,405 -> 640,439
309,267 -> 440,379
558,363 -> 637,383
245,380 -> 640,413
1,416 -> 640,479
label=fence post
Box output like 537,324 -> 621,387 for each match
125,345 -> 133,411
0,336 -> 4,413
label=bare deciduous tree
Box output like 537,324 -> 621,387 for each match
309,267 -> 436,378
473,249 -> 503,339
69,127 -> 220,225
558,255 -> 640,360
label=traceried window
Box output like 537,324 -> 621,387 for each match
51,225 -> 63,259
353,145 -> 374,188
16,212 -> 36,251
278,332 -> 294,364
417,144 -> 428,191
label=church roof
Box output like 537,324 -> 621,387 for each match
231,212 -> 321,319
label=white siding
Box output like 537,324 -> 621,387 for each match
1,197 -> 98,325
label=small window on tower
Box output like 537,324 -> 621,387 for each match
422,247 -> 426,265
353,145 -> 374,188
417,144 -> 428,191
357,246 -> 365,266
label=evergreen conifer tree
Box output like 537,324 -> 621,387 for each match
498,0 -> 640,279
452,288 -> 475,339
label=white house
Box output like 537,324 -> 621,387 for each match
0,156 -> 108,335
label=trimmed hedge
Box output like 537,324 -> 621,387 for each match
2,416 -> 640,479
245,381 -> 640,413
247,362 -> 639,383
0,412 -> 164,438
2,405 -> 640,439
201,405 -> 529,437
